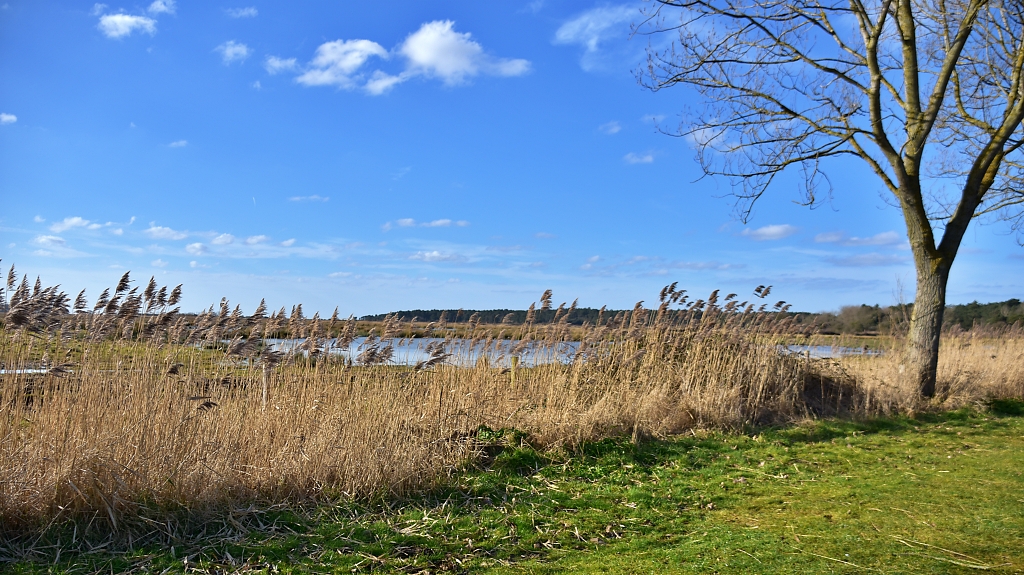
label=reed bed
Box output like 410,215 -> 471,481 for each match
0,272 -> 1021,539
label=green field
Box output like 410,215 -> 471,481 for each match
4,400 -> 1023,574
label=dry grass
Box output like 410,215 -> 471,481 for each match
0,273 -> 1021,540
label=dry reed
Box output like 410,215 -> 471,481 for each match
0,271 -> 1021,539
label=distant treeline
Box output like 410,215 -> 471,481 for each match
361,299 -> 1024,335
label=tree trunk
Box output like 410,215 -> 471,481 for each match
908,259 -> 950,398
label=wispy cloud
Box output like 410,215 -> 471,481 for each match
169,140 -> 188,147
741,224 -> 798,241
815,230 -> 902,246
624,152 -> 653,164
50,216 -> 91,233
410,250 -> 466,263
289,195 -> 329,202
265,56 -> 299,75
383,218 -> 469,231
245,235 -> 268,245
553,5 -> 635,70
212,233 -> 235,245
826,253 -> 909,267
0,113 -> 16,124
280,239 -> 296,247
216,40 -> 251,65
145,225 -> 188,240
151,258 -> 168,267
598,121 -> 621,134
225,6 -> 257,18
97,13 -> 156,38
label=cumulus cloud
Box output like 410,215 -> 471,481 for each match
245,235 -> 268,245
399,20 -> 530,85
0,113 -> 16,124
741,224 -> 798,241
624,152 -> 653,164
287,20 -> 529,95
98,13 -> 157,38
216,40 -> 251,64
211,233 -> 235,245
296,39 -> 390,88
553,5 -> 634,70
147,0 -> 175,15
145,225 -> 188,240
289,195 -> 329,202
50,216 -> 90,233
151,258 -> 168,267
169,140 -> 188,147
280,238 -> 296,247
225,6 -> 257,18
185,242 -> 206,255
815,230 -> 903,246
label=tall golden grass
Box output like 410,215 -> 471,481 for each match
0,272 -> 1021,537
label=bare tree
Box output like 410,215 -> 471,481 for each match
638,0 -> 1024,397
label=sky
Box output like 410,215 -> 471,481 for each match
1,1 -> 1021,316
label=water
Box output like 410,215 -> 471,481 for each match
264,337 -> 582,367
782,344 -> 884,359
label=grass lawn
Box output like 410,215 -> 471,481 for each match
4,400 -> 1023,574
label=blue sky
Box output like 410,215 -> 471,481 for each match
1,1 -> 1021,315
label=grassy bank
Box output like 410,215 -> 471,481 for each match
3,400 -> 1022,573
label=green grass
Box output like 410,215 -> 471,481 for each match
4,401 -> 1023,574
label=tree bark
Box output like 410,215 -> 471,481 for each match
908,257 -> 950,398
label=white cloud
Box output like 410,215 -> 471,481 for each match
553,6 -> 634,70
212,233 -> 235,245
328,271 -> 352,278
216,40 -> 251,65
424,219 -> 452,227
145,225 -> 188,240
33,235 -> 66,247
169,140 -> 187,147
252,80 -> 261,90
456,220 -> 469,227
289,195 -> 329,202
535,232 -> 555,239
264,56 -> 298,75
295,39 -> 389,88
624,152 -> 653,164
396,218 -> 417,227
98,14 -> 157,39
280,238 -> 296,247
111,228 -> 124,235
245,235 -> 268,245
147,0 -> 175,15
399,20 -> 530,86
87,223 -> 103,230
151,258 -> 168,267
185,242 -> 206,255
91,3 -> 107,16
588,255 -> 601,263
816,230 -> 903,246
599,121 -> 620,134
741,224 -> 799,241
0,113 -> 16,125
225,6 -> 257,18
292,20 -> 529,95
410,250 -> 465,263
34,215 -> 45,223
49,216 -> 91,233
